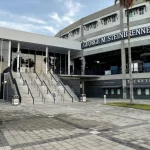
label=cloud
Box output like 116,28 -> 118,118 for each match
0,0 -> 83,36
49,0 -> 82,27
50,12 -> 61,23
22,16 -> 47,25
65,0 -> 82,17
0,10 -> 47,25
0,9 -> 58,35
0,21 -> 57,35
44,26 -> 58,34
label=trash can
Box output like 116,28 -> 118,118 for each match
80,94 -> 86,102
12,95 -> 20,106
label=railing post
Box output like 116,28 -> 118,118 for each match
28,87 -> 29,94
54,97 -> 55,104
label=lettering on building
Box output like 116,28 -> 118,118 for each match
82,26 -> 150,49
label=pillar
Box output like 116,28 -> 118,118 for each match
120,7 -> 127,99
72,59 -> 75,75
82,80 -> 85,94
81,19 -> 85,75
68,50 -> 70,75
34,50 -> 36,73
8,41 -> 11,67
17,43 -> 20,72
0,39 -> 3,98
46,47 -> 48,74
65,54 -> 66,74
60,54 -> 61,74
54,53 -> 55,74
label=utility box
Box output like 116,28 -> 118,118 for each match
12,95 -> 20,106
80,94 -> 86,102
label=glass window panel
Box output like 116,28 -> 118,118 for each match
105,89 -> 108,95
137,89 -> 141,95
145,89 -> 150,95
117,89 -> 121,95
111,89 -> 114,95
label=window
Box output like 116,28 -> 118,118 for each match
145,89 -> 150,95
104,20 -> 107,25
117,89 -> 121,95
129,11 -> 133,17
139,7 -> 144,15
112,16 -> 116,22
105,89 -> 108,95
84,21 -> 98,31
125,5 -> 146,17
101,13 -> 117,25
111,89 -> 114,95
137,89 -> 142,95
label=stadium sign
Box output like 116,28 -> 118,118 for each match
82,26 -> 150,49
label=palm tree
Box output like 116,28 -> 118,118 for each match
115,0 -> 150,104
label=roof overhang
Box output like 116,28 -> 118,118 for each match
0,27 -> 82,54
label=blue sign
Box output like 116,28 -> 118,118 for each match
82,26 -> 150,49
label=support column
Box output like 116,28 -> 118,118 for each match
0,39 -> 3,98
82,80 -> 85,94
46,47 -> 48,74
8,41 -> 11,67
60,54 -> 61,74
72,59 -> 75,75
17,43 -> 20,72
34,50 -> 36,73
81,19 -> 85,75
65,54 -> 66,74
68,50 -> 70,75
53,53 -> 55,74
120,7 -> 127,99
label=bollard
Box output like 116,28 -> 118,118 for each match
104,95 -> 106,104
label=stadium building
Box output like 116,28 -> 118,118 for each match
55,0 -> 150,100
0,0 -> 150,104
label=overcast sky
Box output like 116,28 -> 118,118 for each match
0,0 -> 114,36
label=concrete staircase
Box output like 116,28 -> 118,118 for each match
45,72 -> 79,102
12,71 -> 78,105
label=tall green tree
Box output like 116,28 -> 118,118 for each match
115,0 -> 150,104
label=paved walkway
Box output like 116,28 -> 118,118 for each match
0,100 -> 150,150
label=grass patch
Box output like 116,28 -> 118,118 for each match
106,102 -> 150,111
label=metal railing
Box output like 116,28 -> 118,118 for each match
35,71 -> 43,85
28,72 -> 46,103
19,72 -> 34,105
48,71 -> 73,103
9,72 -> 19,97
41,70 -> 64,102
24,80 -> 35,105
43,80 -> 57,103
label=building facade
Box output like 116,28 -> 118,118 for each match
56,0 -> 150,99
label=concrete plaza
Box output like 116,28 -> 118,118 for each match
0,100 -> 150,150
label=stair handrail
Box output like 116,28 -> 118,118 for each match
19,72 -> 24,84
43,80 -> 57,103
28,73 -> 46,103
41,70 -> 63,100
24,80 -> 35,105
19,72 -> 34,104
9,72 -> 18,96
35,71 -> 43,85
48,71 -> 73,103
